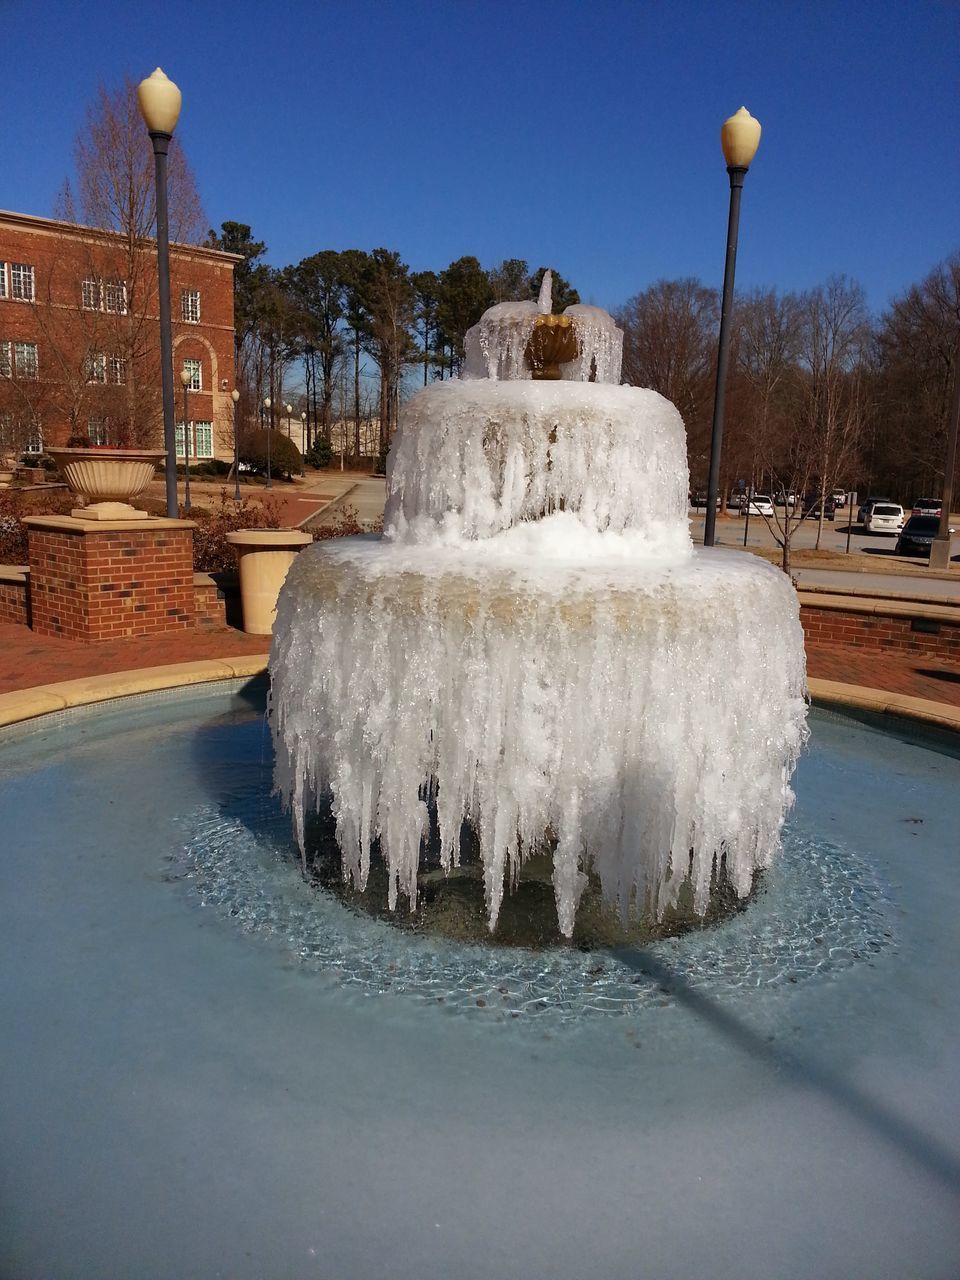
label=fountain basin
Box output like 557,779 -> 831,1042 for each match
0,682 -> 958,1278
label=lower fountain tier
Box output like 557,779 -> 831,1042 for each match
270,539 -> 808,938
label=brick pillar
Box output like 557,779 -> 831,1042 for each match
24,515 -> 197,641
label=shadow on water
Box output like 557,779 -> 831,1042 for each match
610,946 -> 960,1195
232,671 -> 270,711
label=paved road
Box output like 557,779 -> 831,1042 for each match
690,507 -> 960,558
308,475 -> 386,529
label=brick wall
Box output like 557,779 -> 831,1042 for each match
0,574 -> 28,625
194,573 -> 227,629
801,604 -> 960,662
26,518 -> 196,641
0,209 -> 238,458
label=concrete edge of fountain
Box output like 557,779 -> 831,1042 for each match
0,655 -> 269,728
0,658 -> 957,736
806,677 -> 960,733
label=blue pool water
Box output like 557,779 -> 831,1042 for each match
0,681 -> 958,1279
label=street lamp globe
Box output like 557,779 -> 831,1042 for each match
720,107 -> 761,170
179,368 -> 191,388
136,68 -> 182,135
263,397 -> 271,410
231,389 -> 240,405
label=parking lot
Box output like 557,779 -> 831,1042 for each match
689,501 -> 960,567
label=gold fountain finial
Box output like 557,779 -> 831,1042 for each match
525,268 -> 579,379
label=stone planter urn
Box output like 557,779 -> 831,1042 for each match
225,528 -> 313,635
48,446 -> 166,520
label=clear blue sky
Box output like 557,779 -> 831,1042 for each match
9,0 -> 960,316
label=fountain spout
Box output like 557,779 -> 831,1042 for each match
537,269 -> 554,314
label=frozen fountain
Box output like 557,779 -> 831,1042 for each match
270,274 -> 808,942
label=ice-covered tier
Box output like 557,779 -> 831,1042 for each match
271,543 -> 808,938
384,381 -> 692,550
461,299 -> 624,384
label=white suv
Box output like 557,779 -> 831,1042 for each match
863,503 -> 905,535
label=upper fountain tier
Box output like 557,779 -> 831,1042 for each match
461,301 -> 624,384
461,273 -> 624,384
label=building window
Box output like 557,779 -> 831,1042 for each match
4,415 -> 42,453
0,342 -> 10,378
0,414 -> 39,454
81,278 -> 127,314
109,355 -> 127,385
193,421 -> 213,458
10,263 -> 35,302
182,358 -> 202,391
181,289 -> 201,323
104,281 -> 127,313
0,263 -> 6,300
14,342 -> 38,379
175,421 -> 214,460
87,352 -> 107,383
87,417 -> 109,445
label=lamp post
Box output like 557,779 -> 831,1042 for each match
300,411 -> 307,476
704,106 -> 762,548
285,403 -> 293,437
929,331 -> 960,571
231,388 -> 241,501
137,68 -> 182,520
179,367 -> 192,513
263,396 -> 272,489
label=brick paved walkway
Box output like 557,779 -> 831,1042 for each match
0,621 -> 267,695
806,644 -> 960,707
1,616 -> 959,710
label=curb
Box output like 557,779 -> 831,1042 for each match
0,655 -> 269,728
807,676 -> 960,734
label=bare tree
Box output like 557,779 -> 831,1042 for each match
873,253 -> 960,498
797,277 -> 871,547
42,78 -> 208,446
67,78 -> 205,245
733,288 -> 812,573
617,279 -> 719,489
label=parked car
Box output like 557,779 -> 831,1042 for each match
863,502 -> 905,534
802,494 -> 836,521
832,489 -> 847,508
857,496 -> 893,525
896,514 -> 950,556
690,492 -> 721,509
741,494 -> 774,516
773,490 -> 797,508
911,497 -> 942,517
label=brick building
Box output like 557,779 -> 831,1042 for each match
0,209 -> 240,463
